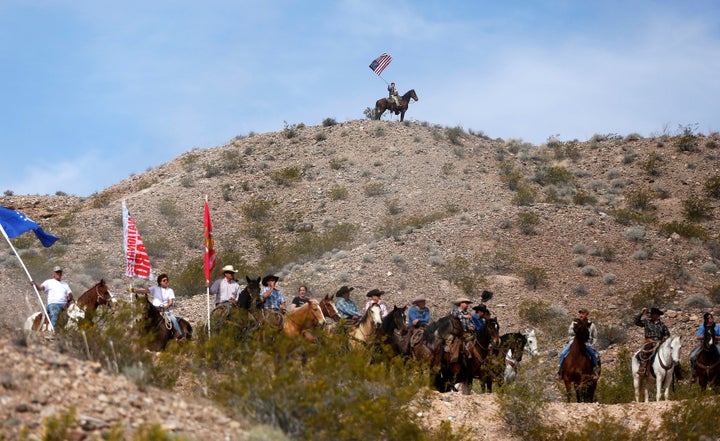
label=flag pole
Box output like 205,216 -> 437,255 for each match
0,223 -> 53,332
205,195 -> 211,339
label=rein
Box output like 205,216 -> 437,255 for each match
656,339 -> 678,371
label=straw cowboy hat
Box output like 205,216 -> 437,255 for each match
366,289 -> 385,298
221,265 -> 237,273
412,297 -> 426,305
335,286 -> 354,297
262,274 -> 280,286
453,297 -> 472,306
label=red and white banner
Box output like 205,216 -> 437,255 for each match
122,200 -> 153,280
203,198 -> 216,282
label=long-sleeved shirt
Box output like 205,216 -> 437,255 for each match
451,307 -> 474,332
471,315 -> 486,333
408,305 -> 430,327
336,297 -> 361,319
365,300 -> 388,318
210,278 -> 242,305
567,320 -> 598,347
635,313 -> 670,341
261,287 -> 286,309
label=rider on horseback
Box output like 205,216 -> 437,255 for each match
558,308 -> 601,379
634,307 -> 670,375
388,82 -> 400,108
689,312 -> 720,381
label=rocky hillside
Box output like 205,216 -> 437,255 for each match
0,120 -> 718,439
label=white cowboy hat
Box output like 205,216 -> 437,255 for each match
221,265 -> 237,273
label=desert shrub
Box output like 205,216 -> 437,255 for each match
363,107 -> 376,120
495,378 -> 559,439
652,394 -> 720,439
630,277 -> 670,309
703,174 -> 720,198
624,185 -> 655,211
572,284 -> 588,297
573,243 -> 587,254
633,249 -> 650,261
684,294 -> 711,309
701,261 -> 718,274
329,186 -> 348,200
204,163 -> 222,178
518,300 -> 567,337
641,151 -> 664,176
322,117 -> 337,127
603,273 -> 617,285
572,190 -> 597,206
709,285 -> 720,304
438,255 -> 486,295
652,183 -> 670,199
281,121 -> 301,139
598,245 -> 615,262
271,167 -> 301,187
499,167 -> 525,191
262,223 -> 357,270
364,182 -> 386,197
385,197 -> 402,215
511,182 -> 537,206
609,208 -> 656,226
220,150 -> 244,173
574,256 -> 587,267
535,165 -> 574,186
659,221 -> 708,240
520,266 -> 547,290
667,256 -> 692,285
674,123 -> 699,152
517,210 -> 540,234
582,265 -> 598,277
314,132 -> 327,142
157,199 -> 180,226
329,157 -> 348,170
624,226 -> 646,243
89,190 -> 114,208
242,197 -> 276,222
441,162 -> 454,175
445,126 -> 465,145
594,348 -> 636,404
682,196 -> 713,221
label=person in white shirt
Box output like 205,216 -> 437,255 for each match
133,273 -> 184,340
208,265 -> 242,307
30,265 -> 73,328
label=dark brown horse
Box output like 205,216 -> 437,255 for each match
375,89 -> 419,122
380,305 -> 408,355
694,326 -> 720,391
237,276 -> 262,310
560,318 -> 597,402
479,331 -> 529,393
135,293 -> 193,351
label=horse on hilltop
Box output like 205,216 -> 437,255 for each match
375,89 -> 419,122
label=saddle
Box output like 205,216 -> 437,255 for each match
636,341 -> 660,375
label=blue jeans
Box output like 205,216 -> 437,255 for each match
47,303 -> 64,328
163,311 -> 183,337
559,342 -> 599,369
690,344 -> 720,371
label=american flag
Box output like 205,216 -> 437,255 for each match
369,53 -> 392,75
122,200 -> 153,280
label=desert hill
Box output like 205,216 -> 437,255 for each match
0,119 -> 718,439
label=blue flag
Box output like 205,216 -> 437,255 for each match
0,206 -> 59,247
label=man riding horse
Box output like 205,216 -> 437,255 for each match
634,307 -> 671,375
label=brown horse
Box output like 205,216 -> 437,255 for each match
380,305 -> 408,355
318,294 -> 341,322
25,279 -> 115,332
282,299 -> 326,342
560,317 -> 597,402
694,326 -> 720,391
375,89 -> 419,122
135,293 -> 193,352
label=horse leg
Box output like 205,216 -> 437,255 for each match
400,110 -> 405,122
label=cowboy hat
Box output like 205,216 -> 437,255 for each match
366,289 -> 385,298
454,297 -> 472,306
472,304 -> 489,314
578,308 -> 589,314
221,265 -> 237,273
481,290 -> 494,302
335,286 -> 354,297
412,297 -> 426,305
262,274 -> 279,286
649,307 -> 664,316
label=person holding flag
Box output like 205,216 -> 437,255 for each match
388,82 -> 400,107
30,266 -> 73,329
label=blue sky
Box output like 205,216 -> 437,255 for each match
2,0 -> 719,197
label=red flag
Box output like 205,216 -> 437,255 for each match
203,198 -> 216,281
369,53 -> 392,75
122,200 -> 153,280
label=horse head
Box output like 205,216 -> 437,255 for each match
306,299 -> 326,326
367,303 -> 383,328
382,305 -> 407,334
319,294 -> 340,321
524,329 -> 539,357
484,317 -> 501,347
573,318 -> 590,344
668,335 -> 682,364
404,89 -> 419,102
704,326 -> 717,350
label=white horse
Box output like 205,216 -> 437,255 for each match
632,335 -> 682,402
349,303 -> 383,348
24,303 -> 86,332
524,329 -> 539,357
